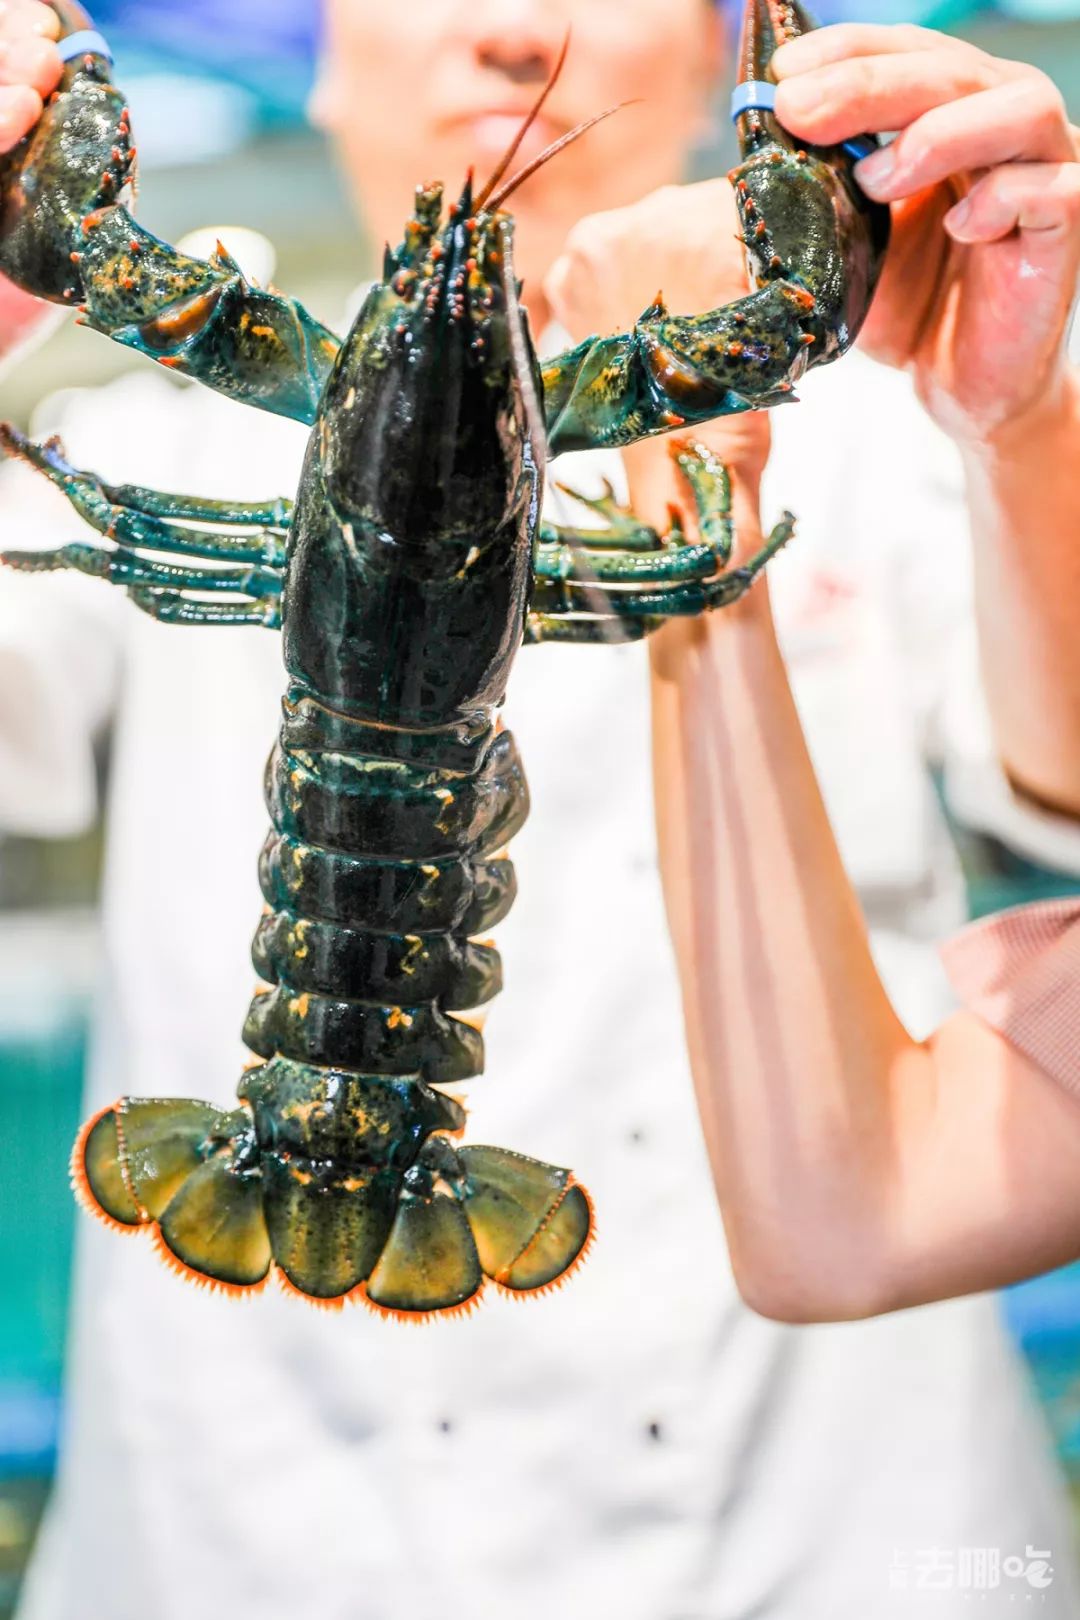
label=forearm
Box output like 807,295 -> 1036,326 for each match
648,484 -> 931,1321
963,369 -> 1080,817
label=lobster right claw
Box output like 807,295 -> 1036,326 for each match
541,0 -> 891,457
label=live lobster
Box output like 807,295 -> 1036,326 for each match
0,0 -> 889,1318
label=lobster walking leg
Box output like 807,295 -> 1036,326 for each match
0,428 -> 288,568
527,442 -> 792,636
524,614 -> 660,645
536,444 -> 736,588
535,533 -> 720,587
600,520 -> 795,617
127,591 -> 281,628
86,485 -> 293,529
3,540 -> 283,599
542,484 -> 665,546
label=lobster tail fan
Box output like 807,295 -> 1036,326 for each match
364,1191 -> 484,1319
502,1183 -> 593,1292
261,1157 -> 399,1302
155,1154 -> 272,1293
73,1104 -> 142,1229
458,1145 -> 593,1293
113,1098 -> 223,1217
73,1096 -> 272,1292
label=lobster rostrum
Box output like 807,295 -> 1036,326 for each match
0,0 -> 889,1318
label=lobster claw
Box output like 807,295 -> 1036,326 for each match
734,0 -> 880,172
541,0 -> 891,453
728,0 -> 892,363
736,0 -> 818,88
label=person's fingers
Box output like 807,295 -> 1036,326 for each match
0,2 -> 61,44
773,22 -> 986,78
0,81 -> 41,151
0,34 -> 62,96
854,79 -> 1076,203
944,160 -> 1080,243
774,50 -> 1020,149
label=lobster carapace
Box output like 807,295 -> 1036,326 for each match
0,0 -> 889,1318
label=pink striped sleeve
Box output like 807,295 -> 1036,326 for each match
940,899 -> 1080,1096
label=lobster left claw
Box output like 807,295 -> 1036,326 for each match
0,2 -> 342,424
541,0 -> 891,456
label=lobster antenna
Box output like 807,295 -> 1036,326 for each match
485,103 -> 634,214
474,30 -> 572,213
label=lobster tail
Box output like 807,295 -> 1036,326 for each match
72,1092 -> 592,1317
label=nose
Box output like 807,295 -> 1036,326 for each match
464,0 -> 566,86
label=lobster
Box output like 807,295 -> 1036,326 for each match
0,0 -> 889,1318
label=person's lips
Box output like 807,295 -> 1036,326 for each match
441,109 -> 567,165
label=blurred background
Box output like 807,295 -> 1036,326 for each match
2,1 -> 1080,1614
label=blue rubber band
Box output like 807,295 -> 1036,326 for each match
730,81 -> 878,166
57,29 -> 113,64
731,80 -> 777,120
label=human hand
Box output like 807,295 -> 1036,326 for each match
773,23 -> 1080,448
0,3 -> 63,361
0,0 -> 62,151
544,177 -> 772,502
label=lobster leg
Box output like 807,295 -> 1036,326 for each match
536,444 -> 735,589
85,482 -> 293,530
524,614 -> 659,645
535,535 -> 718,588
582,518 -> 795,619
526,441 -> 786,633
0,6 -> 341,424
2,540 -> 283,600
0,427 -> 288,567
0,426 -> 286,625
127,591 -> 281,628
544,481 -> 660,545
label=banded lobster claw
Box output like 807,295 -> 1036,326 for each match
0,1 -> 342,423
541,0 -> 891,455
731,0 -> 891,362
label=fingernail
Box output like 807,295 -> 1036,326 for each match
944,197 -> 973,236
854,146 -> 897,199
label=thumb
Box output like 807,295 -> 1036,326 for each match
0,274 -> 63,376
